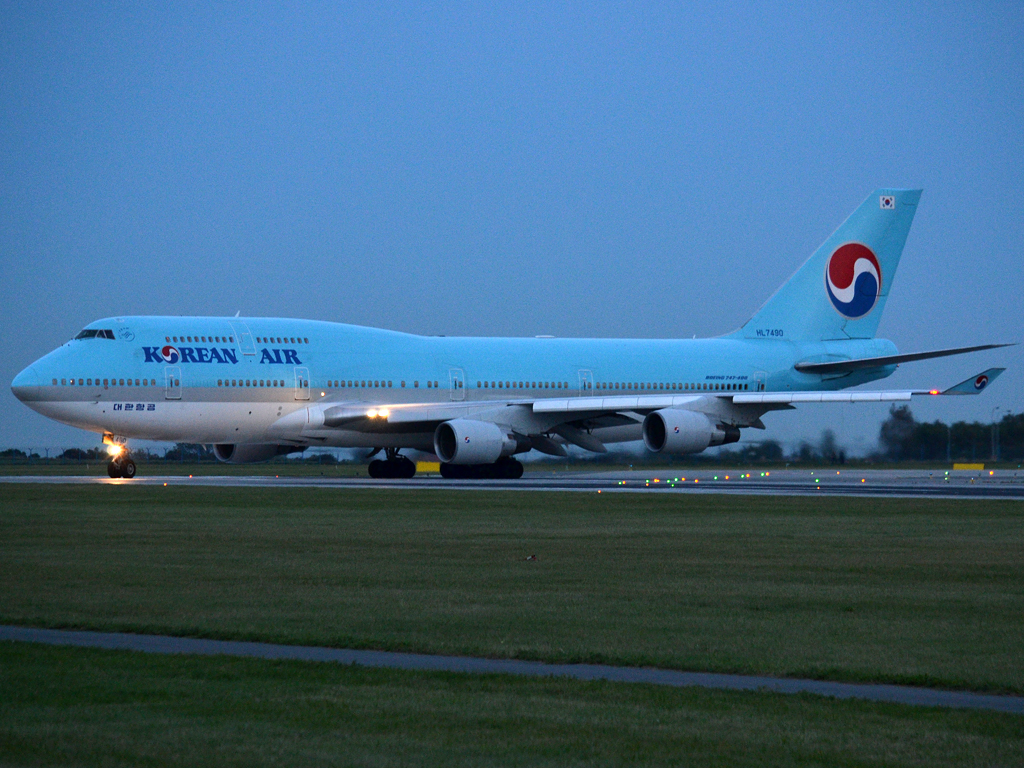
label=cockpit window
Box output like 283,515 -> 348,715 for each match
75,329 -> 115,340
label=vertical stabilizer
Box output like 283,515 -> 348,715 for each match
733,189 -> 921,341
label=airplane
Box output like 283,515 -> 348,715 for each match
11,188 -> 1011,480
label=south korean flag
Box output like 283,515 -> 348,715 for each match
880,195 -> 895,209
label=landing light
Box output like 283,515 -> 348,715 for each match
107,445 -> 123,457
366,409 -> 378,418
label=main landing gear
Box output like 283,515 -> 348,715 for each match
107,452 -> 137,479
440,457 -> 524,480
368,449 -> 417,479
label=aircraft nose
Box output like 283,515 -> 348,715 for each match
11,364 -> 40,402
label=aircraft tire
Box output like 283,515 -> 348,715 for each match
440,462 -> 469,479
107,461 -> 122,479
503,458 -> 524,479
495,457 -> 524,479
440,459 -> 523,480
122,459 -> 137,479
369,457 -> 416,479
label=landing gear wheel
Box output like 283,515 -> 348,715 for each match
122,459 -> 137,479
368,456 -> 417,479
495,457 -> 524,479
440,458 -> 524,480
107,460 -> 122,479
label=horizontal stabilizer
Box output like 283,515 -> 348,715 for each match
794,344 -> 1014,375
941,368 -> 1006,395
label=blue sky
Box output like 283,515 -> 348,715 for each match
2,2 -> 1021,455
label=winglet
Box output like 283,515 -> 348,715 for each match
941,368 -> 1006,395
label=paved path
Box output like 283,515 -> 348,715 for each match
3,626 -> 1021,714
3,468 -> 1024,498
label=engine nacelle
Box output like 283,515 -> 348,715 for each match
642,409 -> 740,454
213,443 -> 302,464
434,419 -> 518,464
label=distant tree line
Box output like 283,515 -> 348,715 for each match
877,405 -> 1023,462
0,444 -> 349,464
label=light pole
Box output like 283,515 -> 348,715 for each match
991,407 -> 1003,463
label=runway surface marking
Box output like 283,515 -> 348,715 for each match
3,469 -> 1024,499
2,626 -> 1021,714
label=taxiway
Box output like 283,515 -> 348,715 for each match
2,468 -> 1023,499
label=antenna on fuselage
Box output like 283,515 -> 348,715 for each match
234,311 -> 240,317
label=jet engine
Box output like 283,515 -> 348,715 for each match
213,443 -> 302,464
642,409 -> 740,454
433,419 -> 521,465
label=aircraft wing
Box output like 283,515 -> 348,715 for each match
531,368 -> 1007,411
270,369 -> 1006,452
793,344 -> 1013,374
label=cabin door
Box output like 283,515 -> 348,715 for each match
577,369 -> 594,395
294,367 -> 310,400
229,321 -> 257,356
164,367 -> 181,400
449,368 -> 466,401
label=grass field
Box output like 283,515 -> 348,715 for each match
1,484 -> 1021,694
2,642 -> 1023,767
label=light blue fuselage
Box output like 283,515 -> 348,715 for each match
13,314 -> 897,446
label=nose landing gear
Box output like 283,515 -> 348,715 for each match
106,445 -> 137,479
367,449 -> 417,479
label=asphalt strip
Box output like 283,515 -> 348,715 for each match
2,625 -> 1021,715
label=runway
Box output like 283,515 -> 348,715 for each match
2,625 -> 1021,714
3,468 -> 1024,499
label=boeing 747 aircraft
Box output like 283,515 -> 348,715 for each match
12,189 -> 1009,479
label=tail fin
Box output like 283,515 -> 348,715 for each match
732,189 -> 921,341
